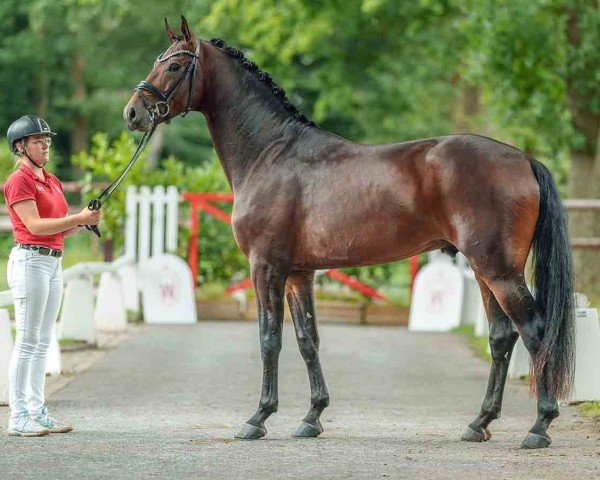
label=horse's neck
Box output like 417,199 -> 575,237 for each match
200,49 -> 307,191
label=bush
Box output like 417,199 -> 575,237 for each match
71,132 -> 249,283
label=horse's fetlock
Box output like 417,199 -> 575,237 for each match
259,400 -> 278,415
312,395 -> 330,409
480,408 -> 500,420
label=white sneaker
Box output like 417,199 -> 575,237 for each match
33,406 -> 73,433
6,413 -> 50,437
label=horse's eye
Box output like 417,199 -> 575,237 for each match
168,63 -> 181,72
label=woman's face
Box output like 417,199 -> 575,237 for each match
19,134 -> 52,166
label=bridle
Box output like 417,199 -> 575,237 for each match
134,40 -> 200,125
82,40 -> 201,238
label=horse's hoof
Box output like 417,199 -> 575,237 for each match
521,432 -> 551,449
234,423 -> 266,440
460,426 -> 490,442
292,421 -> 323,438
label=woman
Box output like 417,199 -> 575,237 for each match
4,115 -> 101,437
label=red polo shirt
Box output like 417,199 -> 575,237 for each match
3,165 -> 69,250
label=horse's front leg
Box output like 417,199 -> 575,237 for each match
235,256 -> 288,440
286,270 -> 329,437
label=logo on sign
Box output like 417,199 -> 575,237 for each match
158,269 -> 179,305
425,270 -> 456,315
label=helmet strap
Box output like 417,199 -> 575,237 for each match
22,144 -> 44,169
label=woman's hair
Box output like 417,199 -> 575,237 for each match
13,139 -> 25,169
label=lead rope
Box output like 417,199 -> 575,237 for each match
84,123 -> 157,237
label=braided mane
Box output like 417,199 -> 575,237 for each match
209,38 -> 315,127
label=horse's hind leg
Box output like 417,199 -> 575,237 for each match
462,279 -> 519,443
286,270 -> 330,437
483,274 -> 559,449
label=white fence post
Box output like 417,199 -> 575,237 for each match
94,271 -> 127,331
508,337 -> 529,379
0,308 -> 13,405
59,276 -> 97,344
152,185 -> 166,257
118,263 -> 139,314
138,186 -> 152,262
166,186 -> 179,254
124,185 -> 138,259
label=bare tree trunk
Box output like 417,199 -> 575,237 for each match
71,53 -> 88,154
453,81 -> 481,133
34,26 -> 48,119
103,239 -> 114,262
35,65 -> 48,119
145,123 -> 165,171
566,5 -> 600,298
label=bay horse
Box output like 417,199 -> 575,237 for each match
124,17 -> 575,449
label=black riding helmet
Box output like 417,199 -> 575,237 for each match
7,115 -> 56,153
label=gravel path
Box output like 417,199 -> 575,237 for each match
1,321 -> 598,479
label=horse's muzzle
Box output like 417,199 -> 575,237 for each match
123,98 -> 152,133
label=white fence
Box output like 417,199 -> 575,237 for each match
124,185 -> 179,262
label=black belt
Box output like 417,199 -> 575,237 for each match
16,244 -> 63,257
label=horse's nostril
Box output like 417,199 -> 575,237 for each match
129,107 -> 136,121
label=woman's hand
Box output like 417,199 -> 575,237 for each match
77,207 -> 101,226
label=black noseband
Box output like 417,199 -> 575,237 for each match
134,42 -> 200,125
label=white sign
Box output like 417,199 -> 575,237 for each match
571,308 -> 600,402
139,253 -> 197,324
409,257 -> 464,332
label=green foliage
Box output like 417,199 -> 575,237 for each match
71,131 -> 248,283
567,1 -> 600,117
579,401 -> 600,422
461,1 -> 573,153
201,0 -> 464,142
71,132 -> 147,244
0,140 -> 18,181
459,0 -> 599,191
453,325 -> 492,362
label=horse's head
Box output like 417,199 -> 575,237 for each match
124,16 -> 202,132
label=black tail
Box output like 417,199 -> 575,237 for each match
530,159 -> 575,400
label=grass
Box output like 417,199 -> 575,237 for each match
578,402 -> 600,422
58,338 -> 87,347
452,324 -> 492,362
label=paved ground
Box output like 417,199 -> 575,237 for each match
1,321 -> 599,479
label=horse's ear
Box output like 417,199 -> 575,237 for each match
180,15 -> 196,43
165,18 -> 179,43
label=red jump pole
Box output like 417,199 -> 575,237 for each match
188,201 -> 200,286
409,255 -> 419,294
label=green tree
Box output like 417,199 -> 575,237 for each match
460,0 -> 600,295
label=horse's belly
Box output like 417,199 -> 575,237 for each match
292,212 -> 441,269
